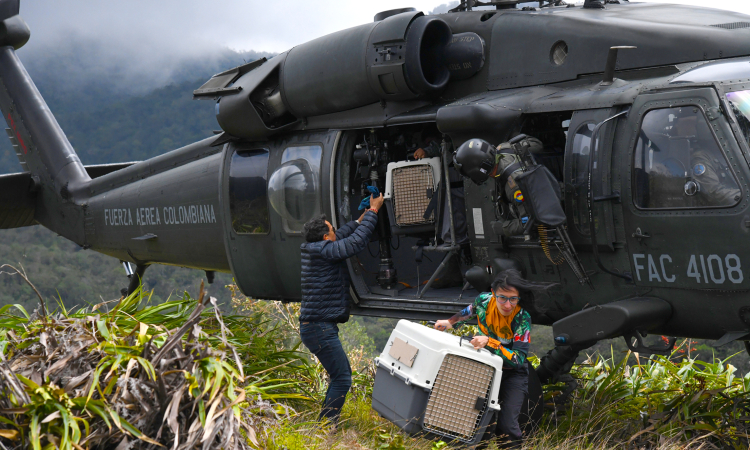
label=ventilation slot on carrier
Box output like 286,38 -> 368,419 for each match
423,354 -> 494,442
710,22 -> 750,30
392,165 -> 435,227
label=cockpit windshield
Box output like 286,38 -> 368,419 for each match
671,60 -> 750,84
726,90 -> 750,149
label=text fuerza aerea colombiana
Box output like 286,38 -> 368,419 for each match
104,205 -> 217,226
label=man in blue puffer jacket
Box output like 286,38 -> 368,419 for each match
299,193 -> 383,425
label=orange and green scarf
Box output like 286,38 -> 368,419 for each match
478,295 -> 520,341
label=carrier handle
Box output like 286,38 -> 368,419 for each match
460,335 -> 476,348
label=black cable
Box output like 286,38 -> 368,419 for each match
355,257 -> 378,275
391,235 -> 400,250
366,241 -> 379,258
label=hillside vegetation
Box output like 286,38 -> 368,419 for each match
0,47 -> 271,174
0,42 -> 748,371
2,283 -> 750,450
0,46 -> 255,315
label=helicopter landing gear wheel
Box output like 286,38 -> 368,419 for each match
121,263 -> 148,297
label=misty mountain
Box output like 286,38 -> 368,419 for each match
22,34 -> 274,100
0,39 -> 274,174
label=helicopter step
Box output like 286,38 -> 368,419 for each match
537,298 -> 675,385
550,297 -> 672,348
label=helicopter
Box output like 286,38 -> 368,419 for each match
4,0 -> 750,416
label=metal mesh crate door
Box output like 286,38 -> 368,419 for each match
392,165 -> 435,226
423,354 -> 495,442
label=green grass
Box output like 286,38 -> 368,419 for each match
246,315 -> 750,450
2,282 -> 750,449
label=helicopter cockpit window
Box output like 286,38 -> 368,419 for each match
268,145 -> 323,233
229,149 -> 270,234
633,107 -> 741,209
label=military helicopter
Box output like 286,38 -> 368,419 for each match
4,0 -> 750,410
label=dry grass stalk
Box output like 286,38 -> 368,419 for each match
0,281 -> 266,449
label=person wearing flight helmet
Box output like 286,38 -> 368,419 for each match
453,136 -> 544,237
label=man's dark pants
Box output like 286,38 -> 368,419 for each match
300,322 -> 352,424
495,366 -> 529,448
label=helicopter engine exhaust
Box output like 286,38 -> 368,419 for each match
215,11 -> 470,139
280,11 -> 451,116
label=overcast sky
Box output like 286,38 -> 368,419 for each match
12,0 -> 750,94
17,0 -> 750,56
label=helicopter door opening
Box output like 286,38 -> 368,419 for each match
333,126 -> 476,320
623,88 -> 750,289
517,112 -> 570,184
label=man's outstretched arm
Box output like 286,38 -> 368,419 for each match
321,211 -> 378,261
335,220 -> 360,240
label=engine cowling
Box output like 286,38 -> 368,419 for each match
281,11 -> 452,116
215,11 -> 460,139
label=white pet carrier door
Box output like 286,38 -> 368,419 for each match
383,157 -> 442,233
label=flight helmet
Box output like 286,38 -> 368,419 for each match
453,138 -> 495,185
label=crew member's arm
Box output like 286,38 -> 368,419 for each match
414,140 -> 441,159
692,153 -> 741,205
320,194 -> 383,261
482,310 -> 531,369
501,217 -> 527,237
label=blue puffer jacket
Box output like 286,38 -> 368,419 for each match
299,211 -> 378,323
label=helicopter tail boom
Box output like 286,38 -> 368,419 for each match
0,45 -> 91,195
0,3 -> 90,242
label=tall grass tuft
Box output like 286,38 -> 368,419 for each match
0,282 -> 311,449
536,342 -> 750,449
4,275 -> 750,449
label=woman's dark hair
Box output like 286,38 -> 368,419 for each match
491,269 -> 557,314
303,214 -> 329,242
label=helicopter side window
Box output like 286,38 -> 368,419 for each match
726,90 -> 750,150
229,149 -> 270,234
268,145 -> 323,233
570,122 -> 600,235
633,107 -> 741,209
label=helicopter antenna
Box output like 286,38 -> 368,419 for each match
584,0 -> 629,8
449,0 -> 520,12
601,46 -> 637,86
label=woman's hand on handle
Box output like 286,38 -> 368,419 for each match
470,335 -> 489,350
434,320 -> 452,331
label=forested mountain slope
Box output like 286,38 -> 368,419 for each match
0,45 -> 271,173
0,45 -> 266,310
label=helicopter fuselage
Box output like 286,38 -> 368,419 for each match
2,2 -> 750,348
